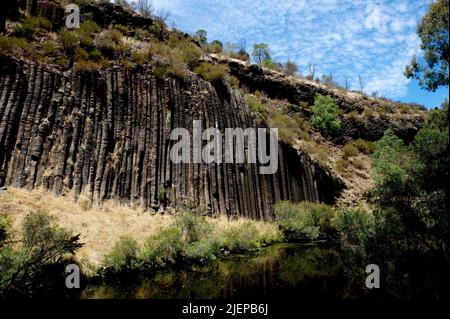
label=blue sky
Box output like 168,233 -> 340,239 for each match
151,0 -> 448,109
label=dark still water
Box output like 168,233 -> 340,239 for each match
81,244 -> 368,299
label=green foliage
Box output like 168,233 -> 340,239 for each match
142,226 -> 183,266
102,236 -> 140,272
193,62 -> 228,83
311,94 -> 341,137
245,94 -> 268,120
11,16 -> 50,39
269,111 -> 310,145
273,201 -> 336,241
0,212 -> 83,297
95,30 -> 123,56
41,40 -> 57,55
340,107 -> 450,297
263,60 -> 282,72
404,0 -> 449,91
252,43 -> 271,64
0,36 -> 31,53
78,20 -> 100,47
195,29 -> 208,44
58,30 -> 79,53
205,40 -> 223,54
220,222 -> 262,251
335,208 -> 375,270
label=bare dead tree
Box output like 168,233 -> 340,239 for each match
358,74 -> 364,93
156,9 -> 171,23
308,64 -> 316,80
136,0 -> 154,18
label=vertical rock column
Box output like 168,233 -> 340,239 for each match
0,55 -> 342,219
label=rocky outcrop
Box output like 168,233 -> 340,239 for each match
0,54 -> 342,219
8,1 -> 154,31
212,56 -> 425,144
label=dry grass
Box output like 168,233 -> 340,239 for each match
0,187 -> 173,265
0,187 -> 282,266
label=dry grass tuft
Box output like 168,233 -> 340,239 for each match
0,187 -> 173,265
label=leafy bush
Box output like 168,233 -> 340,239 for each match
219,222 -> 262,251
41,40 -> 58,55
152,62 -> 188,79
193,62 -> 228,83
0,36 -> 31,53
245,95 -> 268,120
142,226 -> 183,266
273,201 -> 324,241
58,30 -> 79,53
78,20 -> 100,47
269,111 -> 310,145
0,212 -> 83,297
95,30 -> 123,57
11,16 -> 50,39
311,94 -> 341,137
335,208 -> 374,266
228,75 -> 240,89
102,236 -> 140,272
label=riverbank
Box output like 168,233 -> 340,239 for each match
0,187 -> 284,274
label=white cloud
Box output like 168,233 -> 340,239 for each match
152,0 -> 430,98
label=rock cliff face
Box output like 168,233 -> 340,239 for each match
0,54 -> 342,219
214,56 -> 425,144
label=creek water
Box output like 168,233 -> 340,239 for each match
81,243 -> 363,299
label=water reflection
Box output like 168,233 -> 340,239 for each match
82,244 -> 351,299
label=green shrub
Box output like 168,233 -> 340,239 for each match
152,62 -> 188,79
102,236 -> 140,272
311,94 -> 341,137
273,201 -> 321,240
114,24 -> 129,34
95,30 -> 123,56
335,208 -> 374,260
175,211 -> 212,243
335,159 -> 350,174
0,212 -> 82,296
0,36 -> 31,52
131,50 -> 147,65
176,42 -> 202,68
41,40 -> 58,55
11,16 -> 50,39
77,20 -> 100,47
220,222 -> 261,251
205,40 -> 223,54
245,95 -> 268,120
58,30 -> 79,53
269,111 -> 310,145
88,49 -> 103,62
342,143 -> 359,158
142,226 -> 183,266
182,237 -> 219,261
193,62 -> 228,83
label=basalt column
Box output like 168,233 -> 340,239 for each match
0,55 -> 341,219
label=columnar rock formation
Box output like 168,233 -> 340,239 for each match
0,55 -> 342,219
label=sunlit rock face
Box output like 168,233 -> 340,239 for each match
0,55 -> 342,219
